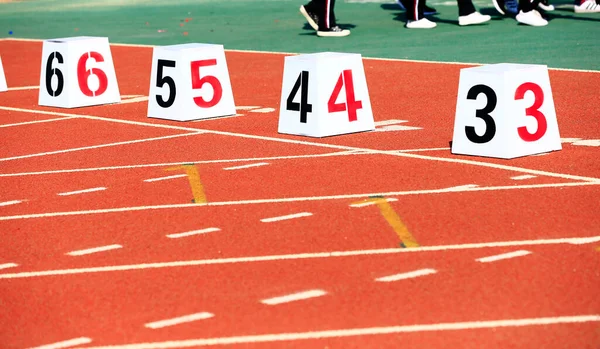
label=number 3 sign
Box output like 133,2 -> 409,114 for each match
451,64 -> 561,159
38,37 -> 121,108
147,43 -> 236,121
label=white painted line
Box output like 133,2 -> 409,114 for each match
375,268 -> 437,282
223,162 -> 269,170
511,175 -> 537,180
66,315 -> 600,349
167,227 -> 220,239
261,212 -> 313,223
145,312 -> 214,329
0,200 -> 22,207
28,337 -> 92,349
66,244 -> 122,256
445,184 -> 479,191
193,113 -> 244,121
57,187 -> 106,196
0,263 -> 18,270
143,174 -> 187,182
7,85 -> 39,91
119,96 -> 149,104
0,116 -> 80,128
249,107 -> 276,113
1,181 -> 599,222
1,236 -> 596,279
476,250 -> 532,263
235,106 -> 261,110
261,290 -> 327,305
350,198 -> 397,208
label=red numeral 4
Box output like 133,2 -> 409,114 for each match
77,52 -> 108,97
191,59 -> 222,108
328,69 -> 362,122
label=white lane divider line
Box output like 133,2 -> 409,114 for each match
223,162 -> 269,170
445,184 -> 479,191
0,262 -> 18,270
66,244 -> 123,256
167,227 -> 220,239
28,337 -> 92,349
249,107 -> 276,113
145,312 -> 214,329
476,250 -> 532,263
57,187 -> 106,196
0,200 -> 23,207
261,289 -> 327,305
350,198 -> 398,208
375,268 -> 437,282
143,174 -> 187,182
511,175 -> 537,180
260,212 -> 313,223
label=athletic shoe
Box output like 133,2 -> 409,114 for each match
459,11 -> 492,25
406,18 -> 437,28
300,5 -> 319,31
574,0 -> 600,12
317,26 -> 351,37
396,0 -> 438,14
516,9 -> 549,25
492,0 -> 507,15
538,0 -> 555,11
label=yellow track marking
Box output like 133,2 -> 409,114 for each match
166,164 -> 207,204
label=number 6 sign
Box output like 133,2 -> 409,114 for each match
38,37 -> 121,108
147,43 -> 236,121
451,64 -> 561,159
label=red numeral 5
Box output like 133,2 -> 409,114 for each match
191,59 -> 222,108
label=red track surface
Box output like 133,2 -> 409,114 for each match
0,39 -> 599,349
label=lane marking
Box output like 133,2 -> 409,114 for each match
223,162 -> 269,170
511,175 -> 537,180
66,244 -> 123,256
167,227 -> 220,239
0,199 -> 22,207
166,164 -> 207,204
1,236 -> 596,279
261,212 -> 313,223
0,131 -> 203,162
235,106 -> 261,110
119,96 -> 149,104
350,198 -> 397,208
28,337 -> 92,349
57,187 -> 106,196
7,85 -> 39,91
375,268 -> 437,282
249,107 -> 276,113
445,184 -> 479,191
145,312 -> 214,329
0,263 -> 18,270
65,315 -> 600,349
1,181 -> 599,222
143,174 -> 187,183
374,119 -> 422,132
261,290 -> 327,305
476,250 -> 532,263
0,116 -> 80,128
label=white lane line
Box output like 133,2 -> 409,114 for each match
445,184 -> 479,191
1,181 -> 599,222
67,315 -> 600,349
28,337 -> 92,349
0,200 -> 22,207
143,174 -> 187,182
145,312 -> 214,329
0,116 -> 80,128
57,187 -> 106,196
350,198 -> 397,208
1,236 -> 597,279
261,212 -> 313,223
235,106 -> 261,110
167,227 -> 220,239
0,263 -> 18,270
223,162 -> 269,170
66,244 -> 123,256
476,250 -> 532,263
261,290 -> 327,305
511,175 -> 537,180
249,107 -> 276,113
375,268 -> 437,282
119,96 -> 149,104
0,131 -> 203,162
7,85 -> 39,91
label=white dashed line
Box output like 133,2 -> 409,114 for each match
66,244 -> 123,256
260,212 -> 313,223
28,337 -> 92,349
350,198 -> 398,208
0,200 -> 22,207
223,162 -> 269,170
57,187 -> 106,196
261,290 -> 327,305
145,312 -> 214,329
143,174 -> 187,182
511,175 -> 537,180
375,268 -> 437,282
0,263 -> 18,270
166,227 -> 220,239
476,250 -> 532,263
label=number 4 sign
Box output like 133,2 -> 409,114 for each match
451,64 -> 561,159
278,52 -> 374,137
38,36 -> 121,108
147,43 -> 236,121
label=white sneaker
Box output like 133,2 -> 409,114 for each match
516,10 -> 549,26
406,18 -> 437,28
458,11 -> 492,25
574,0 -> 600,13
538,0 -> 555,11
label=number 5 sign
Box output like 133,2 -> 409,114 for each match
451,64 -> 561,159
147,43 -> 236,121
278,52 -> 374,138
38,37 -> 121,108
